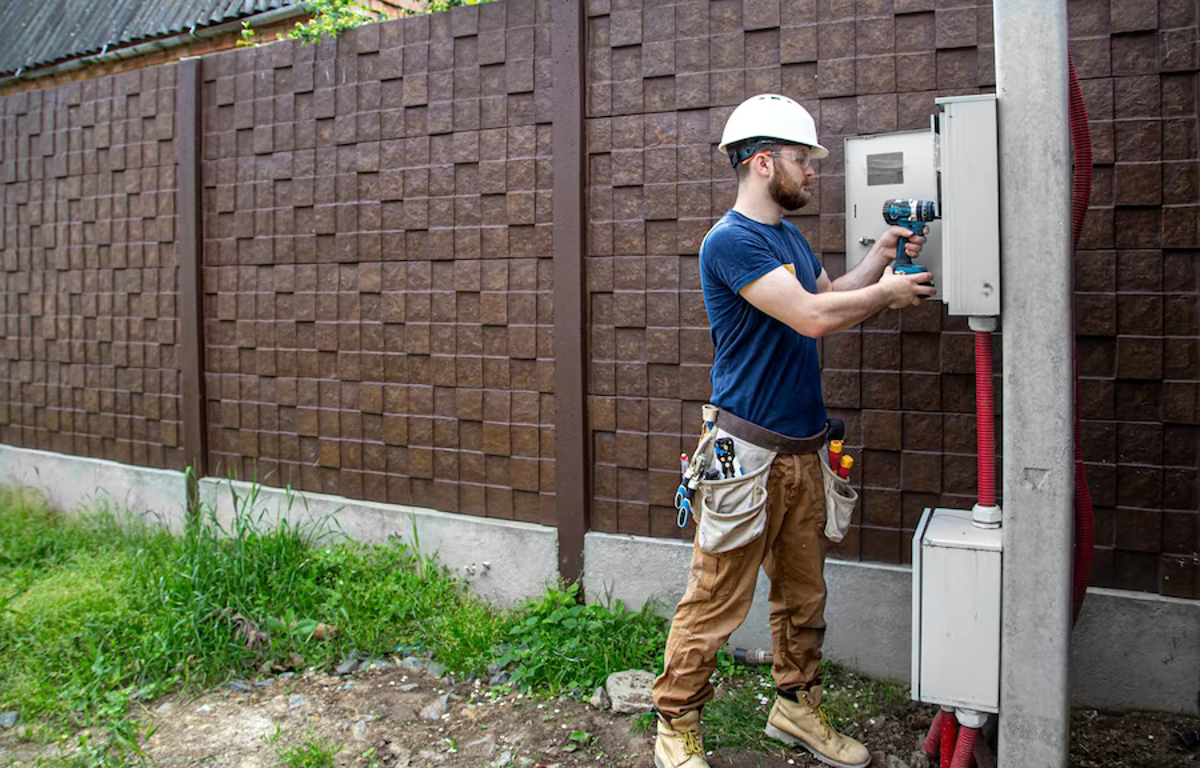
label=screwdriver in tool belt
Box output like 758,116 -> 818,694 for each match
838,454 -> 854,480
829,440 -> 843,470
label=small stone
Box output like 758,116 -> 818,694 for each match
605,670 -> 656,714
420,693 -> 450,721
227,680 -> 252,692
487,660 -> 504,676
491,748 -> 513,767
288,694 -> 308,711
465,734 -> 497,757
341,681 -> 356,692
400,656 -> 428,671
387,744 -> 413,768
426,662 -> 446,678
351,720 -> 369,741
398,683 -> 420,692
505,728 -> 532,746
278,672 -> 295,681
335,657 -> 361,676
0,711 -> 18,728
363,658 -> 394,672
155,702 -> 172,714
196,704 -> 214,714
253,681 -> 273,688
887,755 -> 911,768
489,671 -> 510,686
589,686 -> 611,710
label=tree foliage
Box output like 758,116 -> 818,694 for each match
240,0 -> 383,47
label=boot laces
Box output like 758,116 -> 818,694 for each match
679,729 -> 703,756
815,704 -> 833,741
797,692 -> 834,742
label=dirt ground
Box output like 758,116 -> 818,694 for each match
1,660 -> 1197,768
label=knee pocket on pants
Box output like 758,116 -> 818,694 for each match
691,547 -> 746,601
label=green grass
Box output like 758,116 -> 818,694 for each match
0,481 -> 669,758
0,482 -> 509,728
632,653 -> 914,757
820,663 -> 912,728
0,483 -> 914,766
276,734 -> 343,768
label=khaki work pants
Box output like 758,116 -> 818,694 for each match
652,452 -> 828,718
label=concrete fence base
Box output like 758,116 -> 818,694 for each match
0,444 -> 1195,714
197,477 -> 559,608
0,444 -> 189,532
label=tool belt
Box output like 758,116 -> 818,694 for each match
675,405 -> 857,551
716,409 -> 827,455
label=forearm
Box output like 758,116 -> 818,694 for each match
785,283 -> 892,338
831,250 -> 889,292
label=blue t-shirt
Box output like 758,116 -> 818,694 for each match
700,210 -> 826,439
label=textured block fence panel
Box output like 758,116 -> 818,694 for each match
198,2 -> 560,525
0,68 -> 185,471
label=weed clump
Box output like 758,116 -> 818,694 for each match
0,483 -> 668,737
499,582 -> 668,695
0,484 -> 501,729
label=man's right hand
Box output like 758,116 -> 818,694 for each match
880,266 -> 936,309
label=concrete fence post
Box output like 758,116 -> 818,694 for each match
994,1 -> 1074,765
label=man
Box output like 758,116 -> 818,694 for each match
651,94 -> 934,768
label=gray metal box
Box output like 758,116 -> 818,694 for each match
912,508 -> 1002,713
935,94 -> 1001,317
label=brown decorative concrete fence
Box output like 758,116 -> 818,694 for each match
1,0 -> 1197,598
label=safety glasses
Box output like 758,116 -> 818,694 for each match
741,148 -> 813,168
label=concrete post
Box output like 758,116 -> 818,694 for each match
994,2 -> 1074,767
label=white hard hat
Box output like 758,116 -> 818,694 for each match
718,93 -> 829,162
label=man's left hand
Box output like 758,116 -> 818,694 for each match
872,224 -> 928,262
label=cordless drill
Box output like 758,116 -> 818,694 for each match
882,198 -> 938,279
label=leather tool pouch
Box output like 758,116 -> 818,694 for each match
819,445 -> 858,542
696,428 -> 777,554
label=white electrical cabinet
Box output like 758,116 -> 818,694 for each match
912,508 -> 1002,713
843,94 -> 1000,316
843,129 -> 941,299
935,94 -> 1000,317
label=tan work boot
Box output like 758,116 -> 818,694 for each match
764,686 -> 871,768
654,709 -> 710,768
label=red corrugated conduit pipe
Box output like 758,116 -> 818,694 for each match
923,714 -> 942,758
975,330 -> 996,509
950,724 -> 979,768
940,708 -> 959,768
1068,52 -> 1096,626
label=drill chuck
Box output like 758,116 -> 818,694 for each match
882,198 -> 939,226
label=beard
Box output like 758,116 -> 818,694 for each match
768,167 -> 811,211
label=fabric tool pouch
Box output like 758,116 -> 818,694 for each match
819,445 -> 858,543
696,428 -> 777,554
